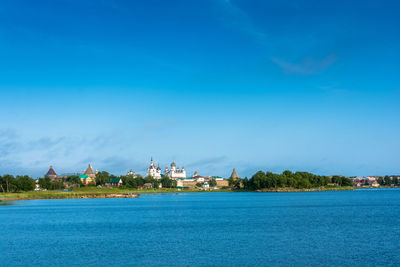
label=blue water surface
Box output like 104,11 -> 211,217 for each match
1,190 -> 400,266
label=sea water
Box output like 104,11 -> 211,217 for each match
1,190 -> 400,266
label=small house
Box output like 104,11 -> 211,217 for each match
203,182 -> 210,190
106,178 -> 123,187
143,183 -> 153,189
79,174 -> 95,185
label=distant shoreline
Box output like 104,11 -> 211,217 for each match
255,186 -> 354,192
5,186 -> 399,202
0,192 -> 140,202
0,186 -> 359,201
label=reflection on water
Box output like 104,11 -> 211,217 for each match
1,190 -> 400,266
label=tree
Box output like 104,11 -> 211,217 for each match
135,175 -> 144,187
15,176 -> 35,191
246,170 -> 351,190
161,176 -> 175,188
2,175 -> 16,192
241,177 -> 250,189
297,178 -> 311,189
38,177 -> 52,190
283,170 -> 293,177
50,180 -> 65,190
153,179 -> 161,189
66,175 -> 83,186
144,176 -> 160,189
209,179 -> 217,187
228,176 -> 241,189
384,176 -> 392,186
196,182 -> 203,187
287,177 -> 297,188
0,176 -> 4,192
249,171 -> 266,190
123,175 -> 138,188
96,171 -> 110,186
341,177 -> 353,186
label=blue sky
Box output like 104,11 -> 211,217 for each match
0,0 -> 399,178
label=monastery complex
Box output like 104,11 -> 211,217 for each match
44,158 -> 233,189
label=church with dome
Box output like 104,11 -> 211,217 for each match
164,161 -> 186,179
146,158 -> 186,179
146,158 -> 162,179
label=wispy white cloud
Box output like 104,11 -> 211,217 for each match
272,54 -> 337,75
216,0 -> 268,44
0,129 -> 136,177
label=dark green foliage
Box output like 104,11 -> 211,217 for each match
161,176 -> 177,188
0,175 -> 16,192
15,176 -> 35,191
0,175 -> 35,192
38,177 -> 52,190
95,171 -> 110,186
331,176 -> 352,186
144,176 -> 161,189
209,179 -> 217,187
384,176 -> 392,185
195,182 -> 202,187
228,176 -> 241,189
66,175 -> 83,186
50,180 -> 65,190
243,170 -> 351,190
38,177 -> 65,190
120,174 -> 147,189
120,175 -> 161,189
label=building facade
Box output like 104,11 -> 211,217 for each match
127,169 -> 136,176
79,174 -> 95,185
164,161 -> 186,179
146,158 -> 162,179
106,178 -> 123,187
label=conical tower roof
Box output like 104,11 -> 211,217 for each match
230,168 -> 239,179
46,165 -> 57,176
84,164 -> 95,175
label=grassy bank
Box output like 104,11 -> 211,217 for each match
0,186 -> 355,201
0,187 -> 231,201
0,189 -> 140,201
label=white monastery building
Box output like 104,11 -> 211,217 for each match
146,158 -> 187,179
165,161 -> 186,179
146,158 -> 162,179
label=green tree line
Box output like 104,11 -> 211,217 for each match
377,176 -> 399,186
229,170 -> 352,190
0,175 -> 36,192
96,171 -> 177,189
